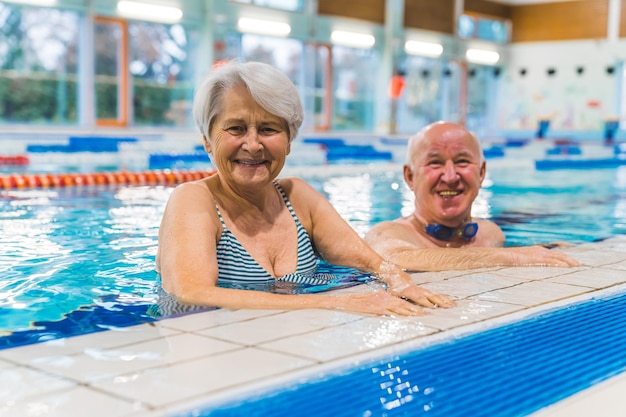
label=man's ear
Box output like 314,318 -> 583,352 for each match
403,164 -> 414,187
479,161 -> 486,184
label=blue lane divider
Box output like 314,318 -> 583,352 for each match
504,138 -> 530,148
148,152 -> 210,169
483,145 -> 505,158
26,136 -> 138,153
545,145 -> 582,156
535,157 -> 626,170
177,290 -> 626,417
326,145 -> 393,162
301,138 -> 346,147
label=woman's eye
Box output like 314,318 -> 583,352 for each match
225,126 -> 246,135
259,127 -> 280,135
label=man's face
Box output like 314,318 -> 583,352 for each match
404,124 -> 486,227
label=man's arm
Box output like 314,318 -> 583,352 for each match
364,221 -> 581,271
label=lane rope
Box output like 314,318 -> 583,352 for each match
0,169 -> 217,190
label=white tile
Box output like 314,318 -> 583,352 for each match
92,347 -> 315,408
473,281 -> 591,306
414,299 -> 525,331
0,364 -> 76,402
602,259 -> 626,272
545,267 -> 626,288
0,322 -> 180,364
28,333 -> 241,383
409,269 -> 477,284
575,236 -> 626,253
195,309 -> 361,345
260,316 -> 439,362
158,308 -> 284,332
421,273 -> 526,299
0,386 -> 143,417
567,250 -> 626,267
490,266 -> 585,281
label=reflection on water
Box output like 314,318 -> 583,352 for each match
2,164 -> 626,340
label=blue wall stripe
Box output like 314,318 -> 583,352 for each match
175,290 -> 626,417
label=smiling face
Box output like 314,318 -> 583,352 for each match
404,122 -> 486,227
205,85 -> 290,188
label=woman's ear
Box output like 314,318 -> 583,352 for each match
202,135 -> 211,154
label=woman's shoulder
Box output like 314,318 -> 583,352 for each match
275,177 -> 315,194
169,177 -> 214,204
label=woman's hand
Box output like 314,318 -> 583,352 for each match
376,260 -> 456,309
333,290 -> 428,316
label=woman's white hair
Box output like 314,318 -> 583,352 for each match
192,61 -> 304,142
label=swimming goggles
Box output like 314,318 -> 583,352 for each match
425,222 -> 479,241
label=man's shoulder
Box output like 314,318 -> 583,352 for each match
365,217 -> 412,240
474,219 -> 505,246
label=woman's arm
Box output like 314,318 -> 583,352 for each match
156,180 -> 441,315
286,178 -> 455,309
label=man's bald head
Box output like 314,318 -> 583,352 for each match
406,121 -> 484,169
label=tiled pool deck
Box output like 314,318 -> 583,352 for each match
2,237 -> 626,417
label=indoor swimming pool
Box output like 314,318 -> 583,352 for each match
2,141 -> 626,416
2,157 -> 626,345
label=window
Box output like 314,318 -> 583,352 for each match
128,21 -> 197,127
0,3 -> 79,124
458,14 -> 509,44
332,46 -> 378,131
230,0 -> 304,12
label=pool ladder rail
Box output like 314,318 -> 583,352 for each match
0,169 -> 217,190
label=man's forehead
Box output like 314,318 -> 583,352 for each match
418,131 -> 479,153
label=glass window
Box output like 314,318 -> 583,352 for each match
466,64 -> 499,138
458,13 -> 509,44
398,56 -> 445,133
241,34 -> 302,85
0,3 -> 79,125
128,21 -> 197,127
95,18 -> 127,125
230,0 -> 304,12
332,46 -> 378,131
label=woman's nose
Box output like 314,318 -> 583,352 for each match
241,128 -> 263,152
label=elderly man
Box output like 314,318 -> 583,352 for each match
364,121 -> 580,271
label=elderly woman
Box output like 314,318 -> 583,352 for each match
156,61 -> 454,316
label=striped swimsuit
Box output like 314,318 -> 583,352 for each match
215,181 -> 334,286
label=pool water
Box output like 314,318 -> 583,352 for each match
1,163 -> 626,347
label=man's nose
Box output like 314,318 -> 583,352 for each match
441,161 -> 459,181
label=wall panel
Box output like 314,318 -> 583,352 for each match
511,0 -> 609,42
465,0 -> 512,19
317,0 -> 385,24
404,0 -> 455,34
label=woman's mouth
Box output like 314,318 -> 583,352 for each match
235,159 -> 266,166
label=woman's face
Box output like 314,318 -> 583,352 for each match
206,85 -> 290,188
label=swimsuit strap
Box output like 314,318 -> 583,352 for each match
272,180 -> 299,222
214,180 -> 291,230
